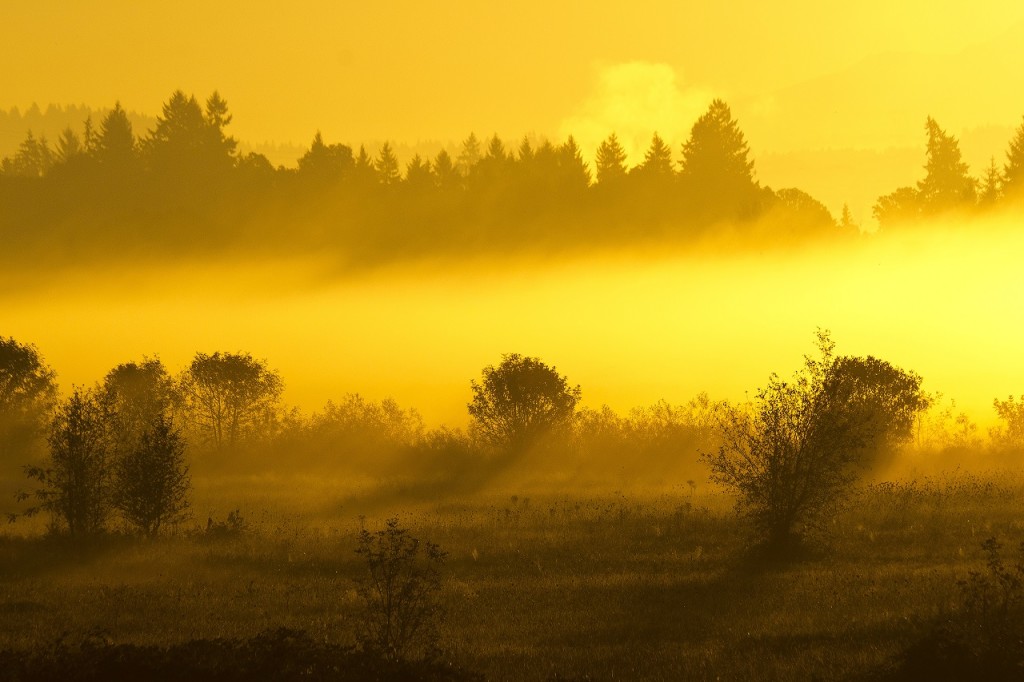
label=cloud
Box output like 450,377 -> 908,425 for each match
559,62 -> 713,166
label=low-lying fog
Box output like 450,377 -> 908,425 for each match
5,217 -> 1023,428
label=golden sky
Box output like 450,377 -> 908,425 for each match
5,2 -> 1024,431
5,1 -> 1024,156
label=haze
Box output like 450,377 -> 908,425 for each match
4,220 -> 1022,429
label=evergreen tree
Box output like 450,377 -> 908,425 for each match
679,99 -> 759,220
1003,116 -> 1024,201
204,90 -> 238,164
9,131 -> 52,177
457,132 -> 481,176
594,133 -> 628,185
636,132 -> 674,178
94,102 -> 136,171
297,131 -> 353,182
53,126 -> 84,165
375,142 -> 401,185
839,203 -> 858,232
145,90 -> 230,178
433,149 -> 460,190
352,145 -> 379,185
404,153 -> 433,189
917,117 -> 976,212
979,156 -> 1002,205
517,136 -> 534,163
558,135 -> 591,189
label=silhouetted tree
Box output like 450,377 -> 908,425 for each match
178,352 -> 284,451
917,117 -> 976,212
100,358 -> 176,462
457,133 -> 481,176
839,204 -> 858,233
204,91 -> 238,166
979,157 -> 1003,205
94,102 -> 136,171
432,149 -> 459,191
468,353 -> 581,453
351,145 -> 378,186
297,131 -> 354,184
1004,116 -> 1024,201
635,132 -> 674,179
704,331 -> 924,551
517,136 -> 534,163
0,337 -> 58,469
375,142 -> 401,186
6,131 -> 53,177
404,154 -> 433,190
22,388 -> 112,536
873,186 -> 921,228
113,413 -> 190,537
594,133 -> 628,185
144,90 -> 234,180
680,99 -> 759,221
558,136 -> 591,190
768,188 -> 837,237
53,126 -> 84,165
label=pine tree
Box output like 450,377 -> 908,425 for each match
404,153 -> 433,189
636,132 -> 674,178
679,99 -> 758,219
457,132 -> 481,176
594,133 -> 628,185
839,203 -> 858,232
53,127 -> 83,165
433,149 -> 460,190
375,142 -> 401,185
917,117 -> 976,212
204,91 -> 238,165
979,156 -> 1002,205
95,102 -> 136,171
558,135 -> 591,189
517,136 -> 534,163
1003,116 -> 1024,201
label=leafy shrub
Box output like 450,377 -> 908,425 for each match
354,517 -> 447,662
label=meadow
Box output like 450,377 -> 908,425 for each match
1,467 -> 1021,681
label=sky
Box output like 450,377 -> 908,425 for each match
4,1 -> 1024,156
5,2 -> 1024,430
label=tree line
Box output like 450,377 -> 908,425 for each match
873,116 -> 1024,226
0,91 -> 848,270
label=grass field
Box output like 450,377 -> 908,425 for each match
1,469 -> 1022,680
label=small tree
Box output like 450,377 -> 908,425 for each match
100,357 -> 175,461
20,388 -> 112,536
113,414 -> 191,537
177,352 -> 283,451
703,331 -> 923,550
990,395 -> 1024,455
468,353 -> 581,453
0,336 -> 58,469
354,517 -> 446,662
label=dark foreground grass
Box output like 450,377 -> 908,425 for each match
1,471 -> 1022,680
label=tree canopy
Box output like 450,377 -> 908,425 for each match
468,353 -> 581,453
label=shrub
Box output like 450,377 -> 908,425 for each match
354,517 -> 447,662
703,330 -> 923,551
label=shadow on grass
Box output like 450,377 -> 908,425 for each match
0,627 -> 482,682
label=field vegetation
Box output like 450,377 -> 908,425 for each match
3,334 -> 1024,679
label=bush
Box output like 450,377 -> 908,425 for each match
703,330 -> 923,551
354,517 -> 447,662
